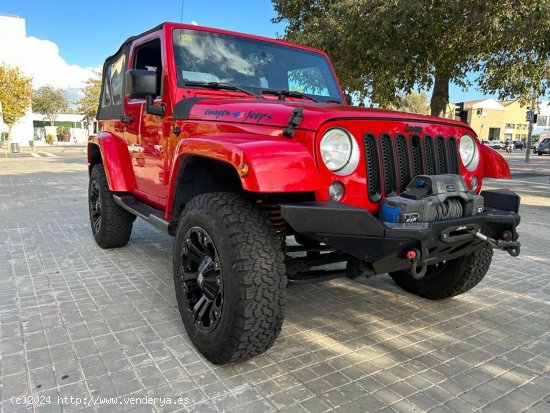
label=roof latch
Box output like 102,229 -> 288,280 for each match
283,107 -> 304,138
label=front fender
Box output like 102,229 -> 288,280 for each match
169,135 -> 324,193
479,144 -> 512,179
88,133 -> 137,192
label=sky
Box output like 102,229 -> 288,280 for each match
0,0 -> 509,103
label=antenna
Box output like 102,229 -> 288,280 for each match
180,0 -> 185,23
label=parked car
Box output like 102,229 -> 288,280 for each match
537,138 -> 550,155
513,141 -> 526,150
482,140 -> 491,146
489,140 -> 503,150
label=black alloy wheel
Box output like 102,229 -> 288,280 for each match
89,179 -> 102,233
179,226 -> 224,333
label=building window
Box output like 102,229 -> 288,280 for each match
488,128 -> 501,140
537,116 -> 548,127
505,123 -> 515,129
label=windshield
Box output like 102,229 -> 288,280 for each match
173,29 -> 343,103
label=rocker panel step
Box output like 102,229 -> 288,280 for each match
113,194 -> 178,235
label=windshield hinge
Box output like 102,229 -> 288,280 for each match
283,107 -> 304,138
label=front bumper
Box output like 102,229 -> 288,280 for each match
281,189 -> 520,275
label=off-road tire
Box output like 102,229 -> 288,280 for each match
173,192 -> 286,364
88,164 -> 134,248
389,244 -> 493,300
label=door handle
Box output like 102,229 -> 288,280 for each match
120,115 -> 134,123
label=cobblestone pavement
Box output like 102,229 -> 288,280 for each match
0,155 -> 549,413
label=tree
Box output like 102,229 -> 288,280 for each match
0,64 -> 32,155
388,90 -> 430,115
32,85 -> 69,126
272,0 -> 550,116
75,70 -> 102,121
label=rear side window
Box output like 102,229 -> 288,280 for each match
97,45 -> 129,120
102,54 -> 125,107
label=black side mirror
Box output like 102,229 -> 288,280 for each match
125,69 -> 164,117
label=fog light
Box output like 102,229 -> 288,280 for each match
470,176 -> 479,191
328,182 -> 345,202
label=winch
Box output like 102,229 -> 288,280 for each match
381,175 -> 484,223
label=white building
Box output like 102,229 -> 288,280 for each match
0,14 -> 92,147
534,100 -> 550,136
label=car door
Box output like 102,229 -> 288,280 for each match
123,37 -> 168,201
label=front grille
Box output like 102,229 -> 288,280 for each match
363,133 -> 460,202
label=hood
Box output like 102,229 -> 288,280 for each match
173,97 -> 472,132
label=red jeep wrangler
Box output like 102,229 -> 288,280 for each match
88,22 -> 521,364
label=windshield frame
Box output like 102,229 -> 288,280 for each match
171,27 -> 345,103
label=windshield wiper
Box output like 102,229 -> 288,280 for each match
183,80 -> 260,98
261,89 -> 319,102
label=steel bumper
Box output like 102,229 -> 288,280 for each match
281,189 -> 521,274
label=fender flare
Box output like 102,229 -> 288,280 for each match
88,133 -> 137,192
167,136 -> 323,209
479,144 -> 512,179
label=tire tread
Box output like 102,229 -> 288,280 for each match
89,164 -> 134,248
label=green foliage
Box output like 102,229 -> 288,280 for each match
272,0 -> 550,116
75,70 -> 102,120
56,125 -> 70,136
45,133 -> 54,144
32,85 -> 69,126
0,64 -> 32,128
388,90 -> 430,115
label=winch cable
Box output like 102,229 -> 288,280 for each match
434,198 -> 463,221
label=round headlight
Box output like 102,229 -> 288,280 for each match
320,128 -> 359,175
459,134 -> 479,171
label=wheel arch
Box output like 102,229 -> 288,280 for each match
87,133 -> 137,192
166,136 -> 324,219
170,155 -> 243,220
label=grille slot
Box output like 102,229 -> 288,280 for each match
380,134 -> 397,196
424,136 -> 437,175
436,135 -> 448,174
395,134 -> 412,192
363,134 -> 382,202
410,134 -> 424,177
448,137 -> 460,174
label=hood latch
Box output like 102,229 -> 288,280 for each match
283,107 -> 304,138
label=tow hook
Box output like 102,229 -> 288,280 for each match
467,229 -> 521,257
406,248 -> 428,280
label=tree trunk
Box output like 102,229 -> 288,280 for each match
430,73 -> 450,117
5,125 -> 12,158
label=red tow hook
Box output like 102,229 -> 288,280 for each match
406,248 -> 428,279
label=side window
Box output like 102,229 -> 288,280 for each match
101,65 -> 111,107
101,53 -> 125,107
132,39 -> 162,98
